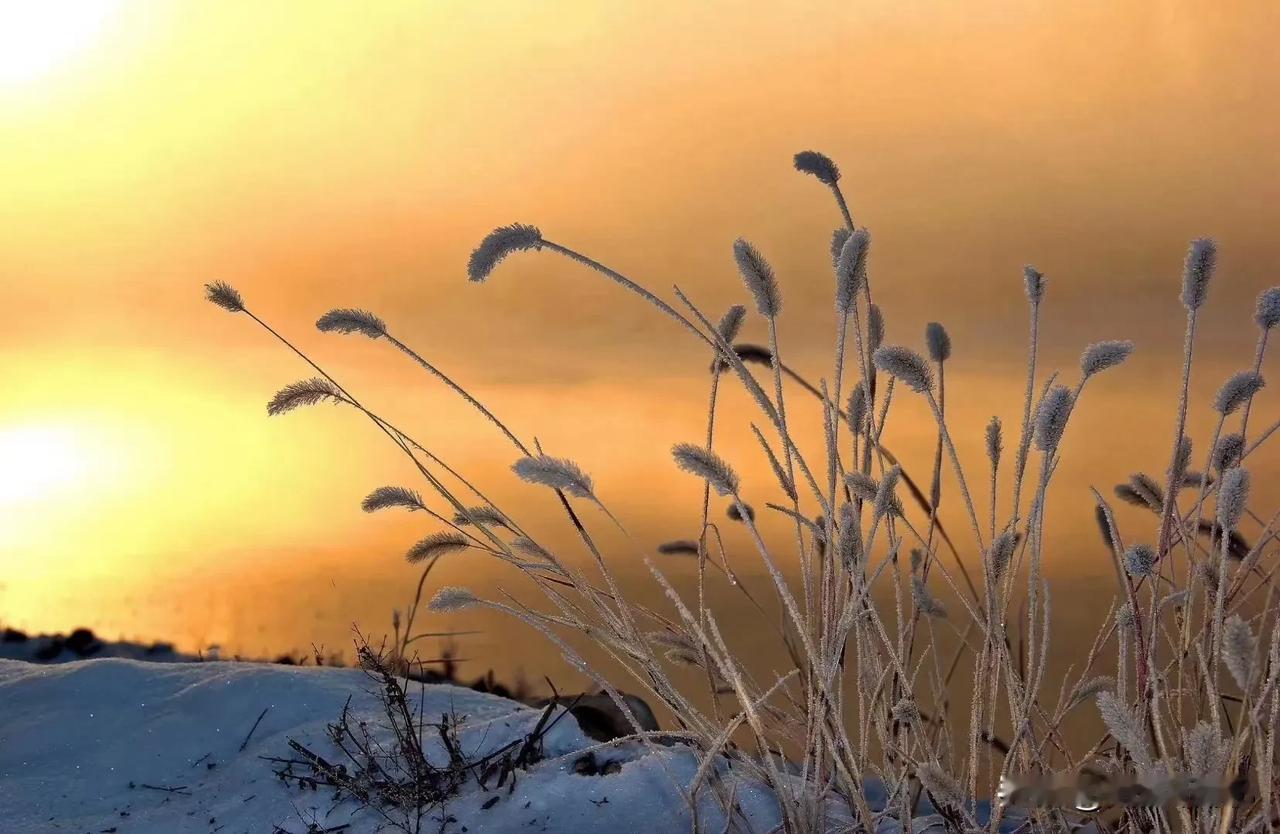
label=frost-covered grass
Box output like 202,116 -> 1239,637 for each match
204,151 -> 1280,833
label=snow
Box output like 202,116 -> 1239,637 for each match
0,658 -> 1036,833
0,658 -> 792,833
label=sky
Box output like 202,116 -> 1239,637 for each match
2,1 -> 1279,675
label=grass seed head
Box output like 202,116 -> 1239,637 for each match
362,486 -> 425,513
1216,466 -> 1250,531
716,304 -> 748,344
830,227 -> 851,267
793,150 -> 841,185
986,416 -> 1003,468
847,381 -> 869,434
732,238 -> 781,318
1080,340 -> 1133,379
1034,384 -> 1075,452
316,308 -> 387,339
512,454 -> 595,499
845,471 -> 878,503
835,228 -> 870,315
1222,614 -> 1258,690
1213,433 -> 1245,472
468,224 -> 543,282
1181,237 -> 1217,311
1123,543 -> 1156,577
925,321 -> 951,363
267,378 -> 347,416
406,532 -> 471,564
656,540 -> 700,556
1214,370 -> 1265,416
1023,266 -> 1045,304
873,345 -> 933,394
204,281 -> 245,313
429,586 -> 478,612
867,303 -> 885,351
916,762 -> 964,810
1255,286 -> 1280,330
672,442 -> 740,497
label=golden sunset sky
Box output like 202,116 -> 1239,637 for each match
3,1 -> 1279,669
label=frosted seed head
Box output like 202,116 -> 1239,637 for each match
873,466 -> 901,520
732,238 -> 781,318
845,471 -> 878,503
1080,340 -> 1133,379
715,304 -> 748,344
1184,722 -> 1229,779
1222,614 -> 1258,690
1216,466 -> 1250,531
892,697 -> 921,726
1255,287 -> 1280,330
362,486 -> 425,513
1095,690 -> 1152,768
925,322 -> 951,363
1023,266 -> 1045,305
406,532 -> 471,564
656,540 -> 699,556
452,506 -> 510,529
1172,436 -> 1193,484
468,224 -> 543,282
1214,370 -> 1265,416
793,150 -> 841,185
316,308 -> 387,339
1123,543 -> 1157,577
1213,433 -> 1245,472
1071,676 -> 1115,706
873,345 -> 933,394
512,454 -> 595,499
837,502 -> 862,570
267,378 -> 347,416
672,442 -> 740,497
205,281 -> 245,313
986,416 -> 1003,468
988,530 -> 1020,583
830,227 -> 851,267
1181,238 -> 1217,311
835,228 -> 870,315
847,380 -> 869,434
429,586 -> 478,612
1034,385 -> 1075,452
912,576 -> 947,619
1125,473 -> 1164,511
512,537 -> 554,562
867,303 -> 885,351
916,762 -> 964,809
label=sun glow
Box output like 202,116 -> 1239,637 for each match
0,0 -> 121,86
0,424 -> 94,506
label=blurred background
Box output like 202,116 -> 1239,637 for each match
2,1 -> 1279,719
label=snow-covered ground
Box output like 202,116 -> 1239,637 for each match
0,658 -> 801,833
0,657 -> 1033,833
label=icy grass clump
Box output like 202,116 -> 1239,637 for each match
206,151 -> 1280,833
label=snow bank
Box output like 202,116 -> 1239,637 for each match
0,659 -> 791,833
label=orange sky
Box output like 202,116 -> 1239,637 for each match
3,1 -> 1279,666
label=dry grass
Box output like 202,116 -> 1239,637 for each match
207,150 -> 1280,834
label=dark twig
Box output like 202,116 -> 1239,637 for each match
239,706 -> 271,752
